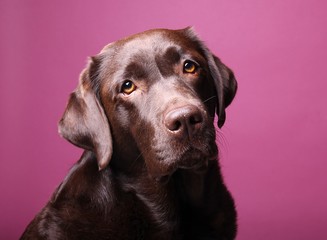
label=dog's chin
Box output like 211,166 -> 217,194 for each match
149,146 -> 218,182
177,148 -> 216,171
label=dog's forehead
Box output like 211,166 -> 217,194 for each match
117,31 -> 182,60
102,29 -> 199,62
97,28 -> 207,93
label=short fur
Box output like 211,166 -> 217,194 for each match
21,28 -> 237,240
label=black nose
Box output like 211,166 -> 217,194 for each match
164,105 -> 203,138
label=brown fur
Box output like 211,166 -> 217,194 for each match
21,28 -> 237,240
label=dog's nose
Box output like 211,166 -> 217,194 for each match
164,105 -> 203,138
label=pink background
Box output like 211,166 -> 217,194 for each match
1,0 -> 326,239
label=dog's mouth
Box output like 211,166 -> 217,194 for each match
177,144 -> 217,169
146,138 -> 218,179
139,116 -> 218,179
150,146 -> 217,184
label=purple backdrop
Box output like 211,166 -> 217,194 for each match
1,0 -> 326,239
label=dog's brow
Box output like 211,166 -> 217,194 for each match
163,46 -> 182,64
155,46 -> 182,77
123,62 -> 148,80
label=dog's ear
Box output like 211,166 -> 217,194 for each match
210,55 -> 238,128
58,58 -> 112,170
182,27 -> 237,128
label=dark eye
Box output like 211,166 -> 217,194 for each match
121,80 -> 136,94
183,60 -> 197,74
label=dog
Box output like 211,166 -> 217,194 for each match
21,27 -> 237,240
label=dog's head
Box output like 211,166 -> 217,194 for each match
59,28 -> 237,177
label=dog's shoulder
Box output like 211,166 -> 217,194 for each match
52,151 -> 114,207
21,151 -> 119,239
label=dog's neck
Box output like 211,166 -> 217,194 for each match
115,161 -> 211,234
54,151 -> 222,238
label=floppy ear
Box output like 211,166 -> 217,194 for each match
58,59 -> 112,170
207,54 -> 238,128
181,27 -> 237,128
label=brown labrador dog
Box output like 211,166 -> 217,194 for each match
21,28 -> 237,240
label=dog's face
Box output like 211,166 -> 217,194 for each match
59,28 -> 237,178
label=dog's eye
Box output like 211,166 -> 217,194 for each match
183,60 -> 197,74
121,80 -> 136,95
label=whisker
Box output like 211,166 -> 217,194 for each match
215,127 -> 230,162
203,95 -> 216,104
128,152 -> 143,171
